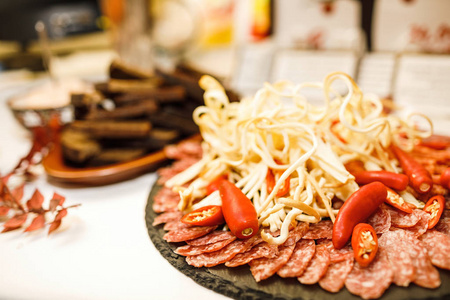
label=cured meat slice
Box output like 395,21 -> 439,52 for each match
345,250 -> 394,299
249,243 -> 296,282
277,239 -> 315,278
164,139 -> 202,160
247,224 -> 308,281
378,230 -> 415,287
318,239 -> 353,263
387,207 -> 421,228
367,206 -> 391,234
152,211 -> 182,226
419,230 -> 450,270
399,229 -> 441,288
302,220 -> 333,240
163,220 -> 191,231
186,230 -> 235,246
175,236 -> 236,256
186,235 -> 258,268
163,225 -> 217,243
157,157 -> 200,184
435,217 -> 450,236
297,244 -> 331,285
284,222 -> 310,246
318,257 -> 354,293
225,242 -> 278,267
153,186 -> 180,213
402,210 -> 430,238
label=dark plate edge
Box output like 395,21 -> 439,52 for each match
144,182 -> 450,300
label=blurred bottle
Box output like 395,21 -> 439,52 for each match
100,0 -> 154,72
251,0 -> 272,41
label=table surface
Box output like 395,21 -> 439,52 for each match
0,67 -> 447,300
0,79 -> 230,300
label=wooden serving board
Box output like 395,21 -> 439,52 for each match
145,183 -> 450,300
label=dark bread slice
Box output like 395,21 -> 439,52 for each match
60,128 -> 101,163
70,120 -> 152,139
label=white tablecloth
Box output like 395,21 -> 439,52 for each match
0,81 -> 230,300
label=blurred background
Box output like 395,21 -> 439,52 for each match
0,0 -> 449,129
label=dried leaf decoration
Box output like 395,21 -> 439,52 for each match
48,220 -> 62,235
54,209 -> 67,222
0,206 -> 10,216
25,214 -> 46,232
26,189 -> 44,212
0,178 -> 80,235
49,192 -> 66,213
11,184 -> 24,205
2,214 -> 28,232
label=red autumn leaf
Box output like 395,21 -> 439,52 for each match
49,199 -> 59,213
11,184 -> 25,204
0,183 -> 12,203
49,192 -> 66,212
2,213 -> 28,232
54,209 -> 67,222
0,206 -> 10,216
26,189 -> 44,211
48,220 -> 62,235
24,214 -> 46,232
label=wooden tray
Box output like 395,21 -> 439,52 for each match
42,141 -> 167,186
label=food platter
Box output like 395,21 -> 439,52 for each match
42,139 -> 167,186
145,183 -> 450,300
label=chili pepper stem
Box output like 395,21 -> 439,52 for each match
419,183 -> 430,193
242,228 -> 254,237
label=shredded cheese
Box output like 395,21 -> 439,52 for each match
166,72 -> 432,245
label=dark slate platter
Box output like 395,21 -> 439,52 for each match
145,182 -> 450,300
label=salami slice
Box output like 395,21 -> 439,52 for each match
345,250 -> 394,299
387,207 -> 421,228
318,239 -> 353,263
153,211 -> 182,226
186,235 -> 258,268
163,225 -> 217,243
153,186 -> 180,213
435,217 -> 450,236
277,239 -> 316,278
163,220 -> 191,231
399,229 -> 441,288
419,230 -> 450,270
378,230 -> 415,287
225,242 -> 279,267
318,257 -> 354,293
297,244 -> 331,285
175,236 -> 236,256
302,220 -> 333,240
367,205 -> 391,234
402,210 -> 430,238
284,222 -> 310,246
186,230 -> 235,246
249,243 -> 296,282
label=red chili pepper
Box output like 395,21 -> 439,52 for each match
266,168 -> 290,197
330,120 -> 347,144
419,135 -> 450,150
181,205 -> 225,226
440,167 -> 450,190
423,195 -> 445,229
332,182 -> 387,249
391,145 -> 433,194
219,180 -> 259,239
385,187 -> 413,213
354,170 -> 409,191
206,175 -> 228,195
344,160 -> 365,175
351,223 -> 378,267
